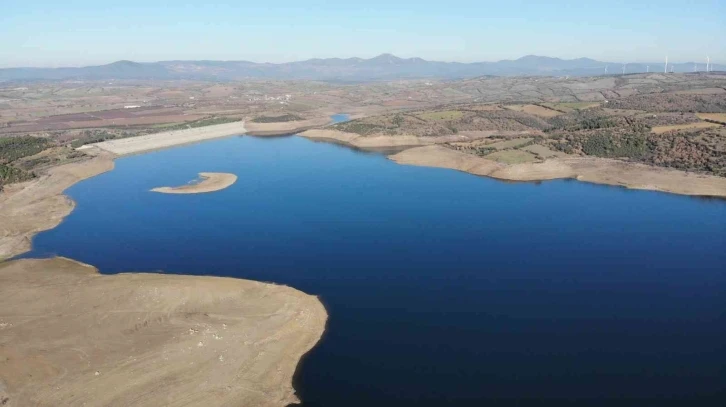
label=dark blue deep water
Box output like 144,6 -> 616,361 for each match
24,132 -> 726,406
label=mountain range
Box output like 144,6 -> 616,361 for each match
1,54 -> 722,82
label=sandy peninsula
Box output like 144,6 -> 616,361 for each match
390,145 -> 726,197
300,128 -> 439,148
0,154 -> 327,407
245,117 -> 332,136
0,257 -> 326,407
0,153 -> 115,260
151,172 -> 238,194
91,121 -> 246,155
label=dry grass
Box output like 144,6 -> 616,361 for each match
542,102 -> 600,113
416,110 -> 464,121
504,104 -> 562,118
484,149 -> 538,164
465,104 -> 503,111
696,113 -> 726,124
651,122 -> 721,134
485,137 -> 533,150
522,144 -> 567,158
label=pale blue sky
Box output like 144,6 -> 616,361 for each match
1,0 -> 724,67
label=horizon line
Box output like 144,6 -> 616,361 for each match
1,53 -> 723,70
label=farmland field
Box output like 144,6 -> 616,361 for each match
651,122 -> 721,134
504,104 -> 562,118
415,110 -> 464,121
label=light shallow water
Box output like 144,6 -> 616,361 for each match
23,132 -> 726,406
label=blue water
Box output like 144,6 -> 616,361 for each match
23,131 -> 726,405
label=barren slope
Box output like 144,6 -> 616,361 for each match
0,257 -> 327,407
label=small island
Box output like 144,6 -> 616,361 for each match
151,172 -> 237,194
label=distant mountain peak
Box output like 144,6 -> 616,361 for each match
370,53 -> 404,63
108,60 -> 141,66
3,55 -> 717,82
516,55 -> 562,62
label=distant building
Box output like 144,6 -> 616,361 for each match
124,105 -> 140,109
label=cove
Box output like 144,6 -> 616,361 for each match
22,131 -> 726,405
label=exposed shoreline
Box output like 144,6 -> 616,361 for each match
301,128 -> 726,198
151,172 -> 238,194
0,153 -> 115,260
390,145 -> 726,198
245,117 -> 331,137
0,150 -> 327,406
0,257 -> 327,406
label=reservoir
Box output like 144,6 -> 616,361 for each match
23,131 -> 726,405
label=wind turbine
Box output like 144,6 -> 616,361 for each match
706,56 -> 710,72
622,64 -> 626,74
664,56 -> 668,73
604,65 -> 608,74
646,65 -> 650,73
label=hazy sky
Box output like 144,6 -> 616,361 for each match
1,0 -> 724,67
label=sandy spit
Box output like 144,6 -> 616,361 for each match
300,129 -> 438,148
245,117 -> 331,136
92,121 -> 247,155
151,172 -> 238,194
389,145 -> 726,197
0,257 -> 327,407
299,129 -> 531,149
0,154 -> 115,260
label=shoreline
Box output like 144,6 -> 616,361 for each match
390,145 -> 726,198
151,172 -> 238,194
0,153 -> 116,260
245,117 -> 331,137
0,150 -> 327,406
301,128 -> 726,198
0,257 -> 327,406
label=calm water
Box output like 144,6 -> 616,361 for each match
24,129 -> 726,405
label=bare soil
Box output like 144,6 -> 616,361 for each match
0,154 -> 115,260
151,172 -> 237,194
389,145 -> 726,197
0,257 -> 326,407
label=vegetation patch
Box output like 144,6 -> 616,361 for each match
148,117 -> 241,132
544,102 -> 600,112
0,163 -> 35,185
608,94 -> 726,113
504,104 -> 562,118
0,136 -> 53,187
485,137 -> 534,150
521,144 -> 566,159
547,109 -> 621,132
251,114 -> 303,123
415,110 -> 464,121
333,120 -> 389,136
0,136 -> 51,162
580,133 -> 648,159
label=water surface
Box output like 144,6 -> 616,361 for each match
25,133 -> 726,406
